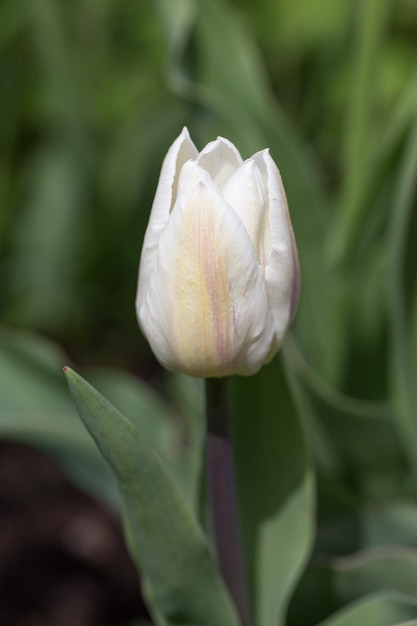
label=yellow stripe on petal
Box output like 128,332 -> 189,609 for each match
174,183 -> 234,376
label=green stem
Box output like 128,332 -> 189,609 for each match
205,378 -> 251,626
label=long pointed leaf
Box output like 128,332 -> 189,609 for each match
64,367 -> 239,626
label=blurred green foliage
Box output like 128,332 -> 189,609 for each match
1,0 -> 417,624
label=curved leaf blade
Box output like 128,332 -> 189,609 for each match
231,357 -> 314,626
64,367 -> 239,626
316,592 -> 417,626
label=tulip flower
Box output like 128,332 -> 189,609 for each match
136,128 -> 299,377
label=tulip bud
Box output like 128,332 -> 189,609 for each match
136,128 -> 299,377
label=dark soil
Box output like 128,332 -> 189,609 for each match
0,441 -> 148,626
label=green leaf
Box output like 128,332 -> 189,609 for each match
231,357 -> 314,626
0,0 -> 28,48
316,592 -> 417,626
284,336 -> 407,499
11,147 -> 84,329
388,118 -> 417,469
64,367 -> 240,626
362,502 -> 417,549
332,548 -> 417,605
0,326 -> 185,507
328,0 -> 391,264
0,325 -> 118,503
290,544 -> 417,625
86,368 -> 195,502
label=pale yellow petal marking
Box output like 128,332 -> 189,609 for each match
173,184 -> 234,376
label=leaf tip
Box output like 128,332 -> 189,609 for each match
63,365 -> 75,381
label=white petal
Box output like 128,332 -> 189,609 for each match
253,150 -> 300,341
196,137 -> 242,190
139,180 -> 276,377
136,128 -> 198,313
222,159 -> 267,263
176,159 -> 213,199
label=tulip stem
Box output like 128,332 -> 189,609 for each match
205,378 -> 252,626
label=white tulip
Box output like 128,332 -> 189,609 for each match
136,128 -> 299,377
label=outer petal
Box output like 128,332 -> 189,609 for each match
196,137 -> 242,190
139,180 -> 276,377
176,159 -> 213,198
222,158 -> 267,263
253,150 -> 300,342
136,128 -> 198,313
